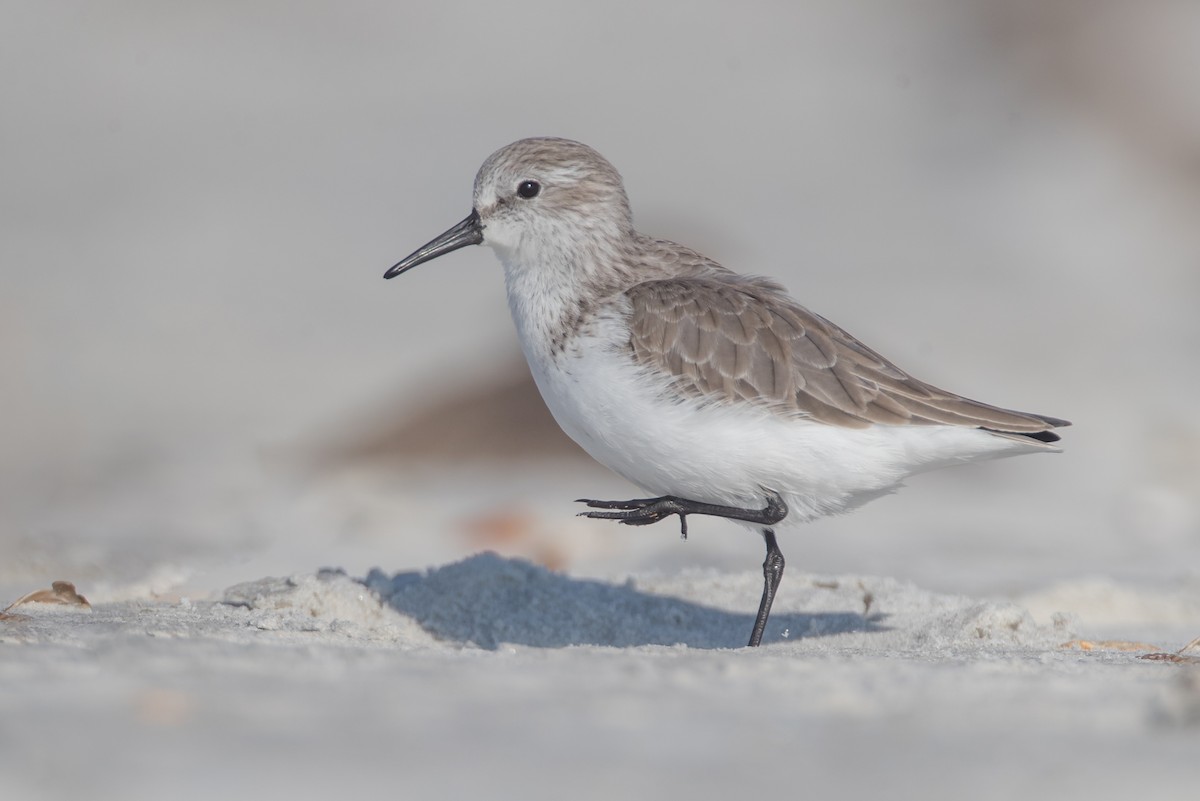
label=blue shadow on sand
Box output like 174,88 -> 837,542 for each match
366,552 -> 886,650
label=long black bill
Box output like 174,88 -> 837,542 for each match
384,209 -> 483,279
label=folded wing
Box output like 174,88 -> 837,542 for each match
624,276 -> 1068,440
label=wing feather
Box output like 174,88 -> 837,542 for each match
625,276 -> 1067,437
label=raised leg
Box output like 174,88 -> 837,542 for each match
747,528 -> 785,647
577,490 -> 786,539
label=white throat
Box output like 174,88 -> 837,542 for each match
494,244 -> 594,366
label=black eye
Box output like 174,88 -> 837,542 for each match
516,180 -> 541,199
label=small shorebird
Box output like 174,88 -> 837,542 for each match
386,137 -> 1068,647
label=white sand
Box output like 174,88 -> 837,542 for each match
2,557 -> 1197,801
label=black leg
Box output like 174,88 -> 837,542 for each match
577,490 -> 787,540
747,528 -> 785,647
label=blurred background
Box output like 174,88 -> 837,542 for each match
2,0 -> 1198,603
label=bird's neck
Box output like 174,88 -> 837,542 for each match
496,233 -> 639,364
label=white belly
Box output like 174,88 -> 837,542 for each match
519,316 -> 1034,526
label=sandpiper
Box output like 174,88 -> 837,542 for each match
385,137 -> 1068,647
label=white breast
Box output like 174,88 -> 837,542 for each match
511,307 -> 1035,527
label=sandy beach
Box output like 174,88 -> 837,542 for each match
3,3 -> 1198,798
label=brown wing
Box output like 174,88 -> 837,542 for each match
625,276 -> 1068,436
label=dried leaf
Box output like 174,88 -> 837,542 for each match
3,581 -> 90,612
1140,652 -> 1200,664
1140,635 -> 1200,664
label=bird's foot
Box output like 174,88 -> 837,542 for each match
576,496 -> 693,538
576,490 -> 788,541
